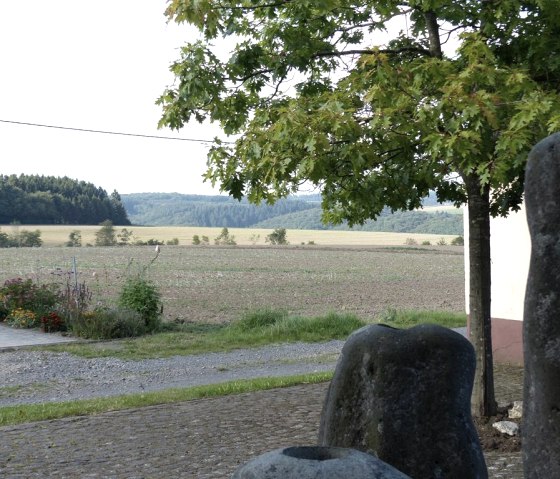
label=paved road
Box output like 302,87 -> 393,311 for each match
0,323 -> 77,350
0,383 -> 521,479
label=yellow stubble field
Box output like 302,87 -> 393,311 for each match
14,225 -> 458,248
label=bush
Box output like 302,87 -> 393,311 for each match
192,235 -> 201,245
95,220 -> 117,246
436,237 -> 448,246
266,228 -> 289,245
118,276 -> 162,332
0,278 -> 59,320
404,237 -> 418,245
214,227 -> 236,245
167,238 -> 179,245
18,230 -> 43,247
0,229 -> 43,248
451,235 -> 464,246
65,230 -> 82,247
421,240 -> 431,245
41,311 -> 66,332
68,307 -> 146,340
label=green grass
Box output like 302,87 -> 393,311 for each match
40,308 -> 466,360
376,308 -> 467,329
0,372 -> 332,427
41,310 -> 367,360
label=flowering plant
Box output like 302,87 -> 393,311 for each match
41,311 -> 66,333
6,308 -> 39,328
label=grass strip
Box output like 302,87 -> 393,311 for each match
0,372 -> 333,428
40,309 -> 466,360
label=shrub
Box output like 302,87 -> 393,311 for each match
167,238 -> 179,245
421,240 -> 431,245
118,276 -> 162,332
0,229 -> 43,248
451,235 -> 464,246
117,228 -> 134,245
405,237 -> 418,246
192,235 -> 201,245
95,220 -> 117,246
436,237 -> 448,246
68,307 -> 146,340
214,227 -> 237,245
65,230 -> 82,247
0,278 -> 59,320
41,311 -> 66,333
18,230 -> 43,247
201,235 -> 209,245
266,228 -> 289,245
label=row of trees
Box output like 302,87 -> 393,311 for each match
158,1 -> 560,417
0,174 -> 130,225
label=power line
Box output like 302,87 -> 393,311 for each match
0,119 -> 233,144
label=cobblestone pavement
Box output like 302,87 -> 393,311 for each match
0,383 -> 522,478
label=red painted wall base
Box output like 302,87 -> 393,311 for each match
467,317 -> 524,365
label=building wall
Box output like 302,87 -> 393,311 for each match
464,204 -> 530,364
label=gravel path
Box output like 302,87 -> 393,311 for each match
0,341 -> 344,406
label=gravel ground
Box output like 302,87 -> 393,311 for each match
0,341 -> 344,406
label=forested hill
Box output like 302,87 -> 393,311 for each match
122,193 -> 463,235
0,174 -> 130,225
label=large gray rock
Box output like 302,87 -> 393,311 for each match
523,132 -> 560,478
232,446 -> 411,478
319,324 -> 487,479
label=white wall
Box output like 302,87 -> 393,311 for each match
464,204 -> 531,321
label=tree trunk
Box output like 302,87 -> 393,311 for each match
466,173 -> 497,417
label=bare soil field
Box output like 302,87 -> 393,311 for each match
0,244 -> 464,324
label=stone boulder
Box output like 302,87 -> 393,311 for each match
319,324 -> 487,479
523,132 -> 560,478
232,446 -> 411,478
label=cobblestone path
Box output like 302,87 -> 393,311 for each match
0,383 -> 522,478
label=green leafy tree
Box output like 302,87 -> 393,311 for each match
159,1 -> 560,417
214,227 -> 237,245
117,228 -> 134,245
266,228 -> 289,245
65,230 -> 82,247
95,220 -> 117,246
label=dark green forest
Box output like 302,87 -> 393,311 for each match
122,193 -> 463,235
0,175 -> 130,225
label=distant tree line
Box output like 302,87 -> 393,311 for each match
0,174 -> 130,225
122,193 -> 463,235
122,193 -> 317,228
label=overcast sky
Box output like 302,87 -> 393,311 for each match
0,0 -> 225,195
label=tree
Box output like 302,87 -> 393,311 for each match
117,228 -> 134,245
65,230 -> 82,247
95,220 -> 117,246
266,228 -> 289,245
159,1 -> 560,417
214,227 -> 237,245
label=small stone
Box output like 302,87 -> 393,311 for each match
493,421 -> 519,436
508,401 -> 523,419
